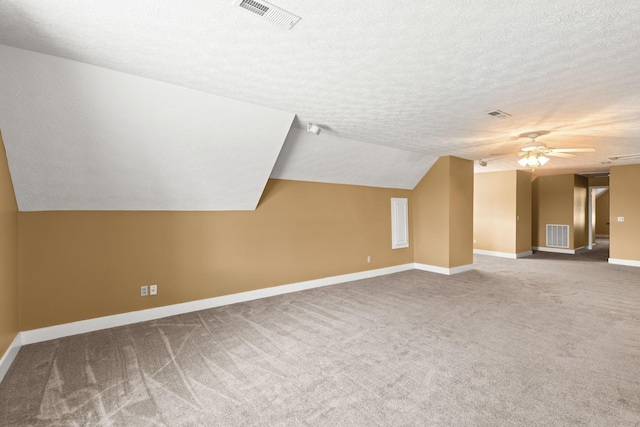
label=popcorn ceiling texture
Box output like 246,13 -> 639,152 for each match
0,1 -> 640,209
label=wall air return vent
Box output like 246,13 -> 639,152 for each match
546,224 -> 569,248
234,0 -> 301,30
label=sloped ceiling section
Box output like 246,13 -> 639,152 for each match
272,128 -> 436,189
0,45 -> 295,211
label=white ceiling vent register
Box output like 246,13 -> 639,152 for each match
546,224 -> 569,248
486,110 -> 511,119
234,0 -> 301,30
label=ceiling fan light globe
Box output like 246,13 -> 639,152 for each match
518,157 -> 529,167
538,155 -> 549,165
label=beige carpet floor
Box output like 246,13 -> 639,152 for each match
1,239 -> 639,426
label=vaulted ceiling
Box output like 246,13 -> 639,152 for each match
1,1 -> 639,211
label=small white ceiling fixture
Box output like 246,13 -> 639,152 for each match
307,123 -> 321,135
234,0 -> 301,30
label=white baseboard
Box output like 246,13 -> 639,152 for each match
608,258 -> 640,268
20,263 -> 415,346
473,249 -> 533,259
0,333 -> 22,384
532,246 -> 586,255
516,250 -> 533,258
414,262 -> 474,275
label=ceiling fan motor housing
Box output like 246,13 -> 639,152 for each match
521,140 -> 546,152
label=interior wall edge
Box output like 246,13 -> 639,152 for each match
0,332 -> 21,384
473,249 -> 532,259
608,258 -> 640,268
532,246 -> 587,255
0,129 -> 19,368
414,263 -> 474,275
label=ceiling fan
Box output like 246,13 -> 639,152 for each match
490,132 -> 595,168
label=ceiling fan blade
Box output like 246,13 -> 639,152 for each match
546,152 -> 576,158
549,147 -> 596,153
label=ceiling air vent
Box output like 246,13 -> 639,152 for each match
234,0 -> 301,30
486,110 -> 511,119
608,153 -> 640,161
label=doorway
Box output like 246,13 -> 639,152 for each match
588,186 -> 609,251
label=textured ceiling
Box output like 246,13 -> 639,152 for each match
1,0 -> 640,210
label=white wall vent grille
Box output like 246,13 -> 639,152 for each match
235,0 -> 301,30
546,224 -> 569,248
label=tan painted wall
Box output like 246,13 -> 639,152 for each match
474,171 -> 517,253
595,190 -> 610,236
573,175 -> 589,249
448,157 -> 474,267
0,132 -> 19,357
532,174 -> 590,250
515,171 -> 532,253
589,177 -> 610,187
609,164 -> 640,261
18,179 -> 413,330
411,157 -> 450,267
414,156 -> 473,268
532,174 -> 575,248
413,157 -> 450,267
474,170 -> 532,255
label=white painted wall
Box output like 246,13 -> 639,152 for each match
0,45 -> 294,211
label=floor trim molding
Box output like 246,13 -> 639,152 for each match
474,249 -> 533,259
19,264 -> 415,346
532,246 -> 587,255
608,258 -> 640,268
413,263 -> 474,275
0,333 -> 22,384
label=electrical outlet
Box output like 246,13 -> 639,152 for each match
618,216 -> 625,222
150,284 -> 157,295
367,256 -> 371,263
141,285 -> 148,297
